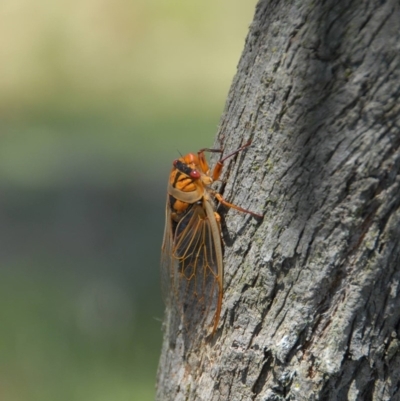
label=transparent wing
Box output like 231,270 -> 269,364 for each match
160,197 -> 184,345
171,200 -> 223,337
160,197 -> 174,306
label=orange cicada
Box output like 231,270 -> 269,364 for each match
161,140 -> 262,338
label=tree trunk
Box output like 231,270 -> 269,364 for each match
156,0 -> 400,399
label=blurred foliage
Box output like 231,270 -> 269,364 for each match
0,0 -> 257,400
0,0 -> 257,187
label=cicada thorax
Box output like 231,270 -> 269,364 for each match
168,154 -> 212,221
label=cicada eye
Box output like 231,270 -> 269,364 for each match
173,159 -> 201,179
190,170 -> 201,179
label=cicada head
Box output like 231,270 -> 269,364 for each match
184,152 -> 213,180
173,153 -> 213,187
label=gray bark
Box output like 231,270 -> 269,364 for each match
156,0 -> 400,400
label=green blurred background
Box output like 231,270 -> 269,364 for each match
0,1 -> 257,400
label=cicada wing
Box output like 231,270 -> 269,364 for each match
160,197 -> 182,342
160,197 -> 173,305
172,199 -> 223,336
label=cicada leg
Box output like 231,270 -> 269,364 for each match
211,140 -> 252,181
197,147 -> 222,175
215,193 -> 263,218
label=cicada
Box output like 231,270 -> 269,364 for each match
161,140 -> 262,338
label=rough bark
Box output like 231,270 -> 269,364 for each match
157,0 -> 400,400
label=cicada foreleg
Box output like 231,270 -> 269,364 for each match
211,139 -> 253,181
197,147 -> 223,176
